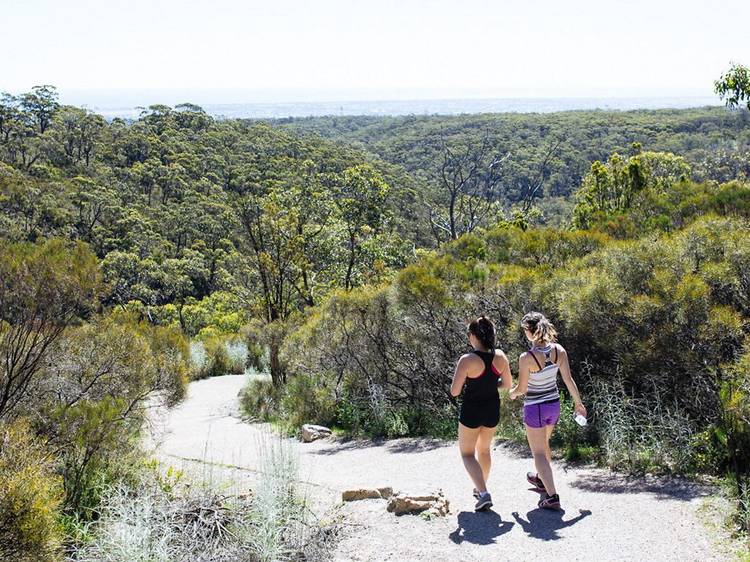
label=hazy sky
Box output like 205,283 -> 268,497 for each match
2,0 -> 749,102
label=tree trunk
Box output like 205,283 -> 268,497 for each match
269,340 -> 285,387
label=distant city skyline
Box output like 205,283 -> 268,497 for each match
2,0 -> 749,104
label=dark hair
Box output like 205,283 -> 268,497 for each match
521,311 -> 557,344
468,315 -> 496,350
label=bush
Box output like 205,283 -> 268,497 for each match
280,372 -> 338,431
592,375 -> 698,474
239,377 -> 282,422
0,420 -> 63,562
72,444 -> 334,562
194,337 -> 246,379
24,314 -> 191,520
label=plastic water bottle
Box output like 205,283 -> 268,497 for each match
574,413 -> 588,427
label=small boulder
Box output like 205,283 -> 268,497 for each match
301,424 -> 332,442
342,487 -> 393,501
377,486 -> 393,499
386,490 -> 449,516
342,488 -> 382,501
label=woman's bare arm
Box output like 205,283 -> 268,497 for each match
450,354 -> 471,397
509,354 -> 530,399
556,345 -> 587,417
494,351 -> 513,391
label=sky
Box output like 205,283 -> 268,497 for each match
1,0 -> 749,103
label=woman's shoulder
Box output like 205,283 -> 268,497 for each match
492,348 -> 509,360
459,352 -> 482,364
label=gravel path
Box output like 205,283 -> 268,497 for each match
148,375 -> 725,562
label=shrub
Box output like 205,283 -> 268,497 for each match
592,375 -> 698,474
194,337 -> 245,379
0,420 -> 63,562
36,314 -> 190,518
279,372 -> 338,431
72,445 -> 334,562
239,377 -> 282,422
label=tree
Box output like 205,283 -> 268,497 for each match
715,62 -> 750,110
49,106 -> 105,167
572,146 -> 691,230
19,85 -> 59,134
329,164 -> 390,290
430,131 -> 508,243
0,239 -> 100,420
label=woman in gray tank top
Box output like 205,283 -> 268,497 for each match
509,312 -> 586,510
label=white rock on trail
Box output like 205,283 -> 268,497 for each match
301,424 -> 332,442
342,487 -> 394,501
386,490 -> 450,517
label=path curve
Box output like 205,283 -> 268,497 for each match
148,375 -> 723,562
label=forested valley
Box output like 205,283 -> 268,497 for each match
2,76 -> 750,559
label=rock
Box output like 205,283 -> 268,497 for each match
377,486 -> 393,499
301,424 -> 332,442
342,487 -> 393,501
386,490 -> 449,516
342,488 -> 382,501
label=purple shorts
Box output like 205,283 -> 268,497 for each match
523,400 -> 561,428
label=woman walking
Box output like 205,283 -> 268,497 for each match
451,316 -> 512,511
510,312 -> 586,510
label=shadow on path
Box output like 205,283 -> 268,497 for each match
512,508 -> 592,541
448,510 -> 515,545
568,471 -> 713,502
311,437 -> 448,456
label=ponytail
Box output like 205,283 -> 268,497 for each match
521,311 -> 557,345
468,315 -> 496,350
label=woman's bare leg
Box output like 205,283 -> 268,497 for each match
526,425 -> 556,496
476,425 -> 496,484
458,423 -> 487,493
544,424 -> 554,463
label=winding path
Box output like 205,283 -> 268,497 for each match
148,375 -> 725,562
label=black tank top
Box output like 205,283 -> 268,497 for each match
463,350 -> 502,402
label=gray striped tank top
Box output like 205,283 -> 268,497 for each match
524,344 -> 560,406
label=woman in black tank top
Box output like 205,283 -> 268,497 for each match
450,316 -> 512,511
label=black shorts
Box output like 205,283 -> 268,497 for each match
459,399 -> 500,429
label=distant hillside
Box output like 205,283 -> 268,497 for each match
269,107 -> 750,224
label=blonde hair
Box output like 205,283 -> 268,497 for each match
521,311 -> 557,344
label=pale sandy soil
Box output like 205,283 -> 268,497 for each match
147,375 -> 730,562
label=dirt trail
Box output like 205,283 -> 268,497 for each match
148,375 -> 724,562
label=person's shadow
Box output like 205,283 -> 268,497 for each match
449,510 -> 515,545
511,508 -> 592,541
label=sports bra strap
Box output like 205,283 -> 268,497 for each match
529,351 -> 544,371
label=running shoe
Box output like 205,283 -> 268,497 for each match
474,491 -> 493,511
538,493 -> 561,510
526,471 -> 546,492
472,488 -> 480,499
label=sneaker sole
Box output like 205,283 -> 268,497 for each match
539,502 -> 562,510
527,476 -> 546,490
475,500 -> 493,511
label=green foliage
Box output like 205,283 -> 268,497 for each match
194,336 -> 246,379
0,420 -> 63,562
277,107 -> 750,230
279,372 -> 338,431
39,314 -> 189,517
284,209 -> 750,477
0,238 -> 101,420
239,377 -> 282,422
572,147 -> 692,231
716,62 -> 750,111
